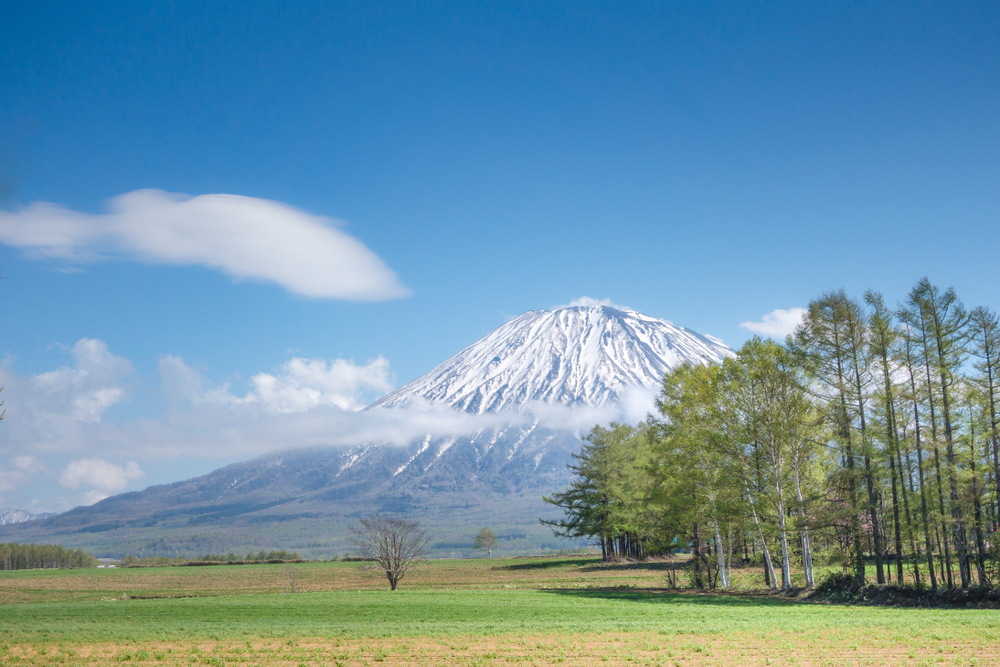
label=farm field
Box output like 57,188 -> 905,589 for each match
2,557 -> 999,666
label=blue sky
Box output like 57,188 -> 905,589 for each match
0,1 -> 998,511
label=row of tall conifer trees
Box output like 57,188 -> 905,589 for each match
544,278 -> 1000,590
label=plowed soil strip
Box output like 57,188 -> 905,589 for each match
4,631 -> 999,666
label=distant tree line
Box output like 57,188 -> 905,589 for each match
545,278 -> 1000,591
0,542 -> 98,570
120,549 -> 302,566
195,550 -> 302,563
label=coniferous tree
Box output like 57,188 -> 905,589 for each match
913,279 -> 972,587
793,291 -> 871,584
969,307 -> 1000,523
866,291 -> 910,583
899,309 -> 939,589
906,296 -> 955,586
543,423 -> 652,561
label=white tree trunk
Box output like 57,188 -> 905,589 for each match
714,518 -> 729,588
794,456 -> 814,586
744,476 -> 777,589
776,490 -> 792,591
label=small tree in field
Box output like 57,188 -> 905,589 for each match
473,527 -> 498,558
349,514 -> 429,590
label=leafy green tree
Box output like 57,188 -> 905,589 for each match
721,338 -> 815,590
543,423 -> 653,561
651,362 -> 737,588
0,542 -> 98,570
473,527 -> 498,557
540,278 -> 1000,591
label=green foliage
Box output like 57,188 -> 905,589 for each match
0,542 -> 98,570
543,423 -> 654,560
472,527 -> 498,557
544,278 -> 1000,593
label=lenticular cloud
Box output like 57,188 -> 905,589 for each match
0,189 -> 410,301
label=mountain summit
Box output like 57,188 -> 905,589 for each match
372,304 -> 733,413
0,303 -> 733,558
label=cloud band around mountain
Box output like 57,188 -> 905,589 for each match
0,189 -> 411,300
0,338 -> 657,511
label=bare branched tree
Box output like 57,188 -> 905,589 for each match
348,514 -> 429,590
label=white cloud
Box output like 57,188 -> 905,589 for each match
58,458 -> 145,493
160,354 -> 394,413
248,357 -> 394,412
27,338 -> 133,423
555,297 -> 633,311
0,339 -> 134,504
0,457 -> 45,498
0,189 -> 410,300
14,456 -> 44,473
739,307 -> 807,338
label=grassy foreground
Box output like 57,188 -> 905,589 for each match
2,557 -> 999,665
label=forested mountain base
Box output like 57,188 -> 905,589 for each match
545,278 -> 1000,593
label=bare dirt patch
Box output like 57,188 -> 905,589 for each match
5,631 -> 1000,666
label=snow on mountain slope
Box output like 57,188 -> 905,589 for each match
0,508 -> 55,525
0,304 -> 736,557
371,304 -> 734,414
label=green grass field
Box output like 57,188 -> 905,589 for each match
2,557 -> 999,665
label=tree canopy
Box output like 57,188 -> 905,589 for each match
544,278 -> 1000,591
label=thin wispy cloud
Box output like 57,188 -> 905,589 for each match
739,307 -> 807,338
0,189 -> 410,300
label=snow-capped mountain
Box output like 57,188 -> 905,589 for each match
0,508 -> 55,525
371,304 -> 733,413
0,303 -> 734,557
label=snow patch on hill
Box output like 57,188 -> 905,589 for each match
0,508 -> 55,525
